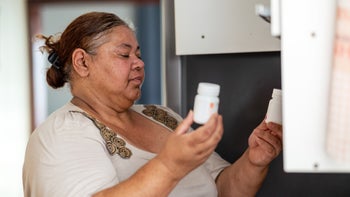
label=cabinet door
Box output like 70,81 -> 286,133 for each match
281,0 -> 350,173
174,0 -> 280,55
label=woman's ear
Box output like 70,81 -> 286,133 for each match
72,48 -> 89,77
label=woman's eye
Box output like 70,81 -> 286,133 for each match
120,54 -> 130,58
119,53 -> 142,60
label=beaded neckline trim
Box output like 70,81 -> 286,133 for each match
71,111 -> 132,159
141,105 -> 178,130
70,105 -> 178,159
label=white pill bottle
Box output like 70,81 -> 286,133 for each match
265,88 -> 282,125
193,82 -> 220,124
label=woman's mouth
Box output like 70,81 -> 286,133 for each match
129,76 -> 143,85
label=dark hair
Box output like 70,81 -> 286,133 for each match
38,12 -> 128,89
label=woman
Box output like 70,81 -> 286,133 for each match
23,12 -> 282,197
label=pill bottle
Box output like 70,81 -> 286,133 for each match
265,88 -> 282,125
193,82 -> 220,124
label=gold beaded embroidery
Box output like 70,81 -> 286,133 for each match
142,105 -> 178,130
71,111 -> 132,159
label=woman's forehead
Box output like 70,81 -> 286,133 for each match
110,26 -> 135,39
105,26 -> 138,46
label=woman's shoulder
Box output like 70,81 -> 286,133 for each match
132,104 -> 183,131
32,102 -> 99,139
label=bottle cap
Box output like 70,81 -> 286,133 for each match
272,88 -> 282,98
197,82 -> 220,96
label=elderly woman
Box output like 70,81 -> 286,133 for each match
23,12 -> 282,197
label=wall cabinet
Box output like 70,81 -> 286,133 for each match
174,0 -> 280,55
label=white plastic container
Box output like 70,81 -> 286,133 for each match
265,88 -> 282,125
193,82 -> 220,124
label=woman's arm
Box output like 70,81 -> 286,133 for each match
93,157 -> 182,197
216,121 -> 282,197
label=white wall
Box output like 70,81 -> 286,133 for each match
0,0 -> 30,196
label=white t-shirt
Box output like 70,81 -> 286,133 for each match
23,102 -> 230,197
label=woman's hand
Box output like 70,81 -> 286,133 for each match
156,111 -> 224,181
247,120 -> 283,167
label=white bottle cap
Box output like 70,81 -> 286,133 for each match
197,82 -> 220,97
272,88 -> 282,98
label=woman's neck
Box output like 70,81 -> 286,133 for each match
71,96 -> 134,128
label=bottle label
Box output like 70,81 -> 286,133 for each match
193,98 -> 219,124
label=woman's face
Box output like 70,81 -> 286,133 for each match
86,26 -> 145,107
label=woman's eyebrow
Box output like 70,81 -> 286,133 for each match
117,43 -> 140,50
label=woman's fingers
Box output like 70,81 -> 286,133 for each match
187,114 -> 223,156
174,110 -> 194,135
255,129 -> 282,150
266,122 -> 283,140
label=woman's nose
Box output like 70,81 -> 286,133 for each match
132,57 -> 145,70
